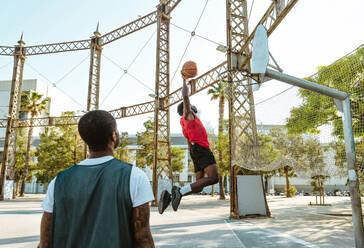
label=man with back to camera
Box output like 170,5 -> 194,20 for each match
158,72 -> 219,214
38,110 -> 155,248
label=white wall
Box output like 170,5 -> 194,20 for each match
0,78 -> 81,140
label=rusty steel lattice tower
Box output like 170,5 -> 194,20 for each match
0,36 -> 26,200
87,24 -> 102,112
225,0 -> 299,218
152,0 -> 173,204
226,0 -> 259,218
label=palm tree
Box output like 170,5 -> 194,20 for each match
19,91 -> 49,197
207,81 -> 227,200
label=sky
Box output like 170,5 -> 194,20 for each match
0,0 -> 363,136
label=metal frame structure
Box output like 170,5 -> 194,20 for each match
87,25 -> 102,112
152,0 -> 173,205
0,0 -> 298,208
0,37 -> 26,200
226,0 -> 259,218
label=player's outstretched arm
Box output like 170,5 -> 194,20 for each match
131,203 -> 155,248
38,212 -> 52,248
182,78 -> 194,121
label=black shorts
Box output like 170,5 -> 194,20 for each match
190,143 -> 216,173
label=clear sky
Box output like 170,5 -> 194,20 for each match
0,0 -> 363,135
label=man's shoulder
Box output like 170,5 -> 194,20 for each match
110,158 -> 133,168
56,164 -> 78,177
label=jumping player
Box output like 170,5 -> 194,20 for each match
158,72 -> 219,214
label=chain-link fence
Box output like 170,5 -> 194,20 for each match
234,44 -> 364,191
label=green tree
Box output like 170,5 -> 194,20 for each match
286,47 -> 364,182
208,120 -> 231,198
35,111 -> 83,184
136,119 -> 154,169
114,132 -> 132,163
270,127 -> 306,197
207,81 -> 227,199
13,129 -> 36,197
170,146 -> 185,180
305,137 -> 327,176
19,91 -> 49,196
136,119 -> 184,179
305,137 -> 328,203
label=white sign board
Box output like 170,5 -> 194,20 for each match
4,180 -> 14,200
237,175 -> 267,216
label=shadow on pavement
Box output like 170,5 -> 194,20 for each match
0,210 -> 43,215
0,235 -> 39,245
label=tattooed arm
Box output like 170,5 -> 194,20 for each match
131,203 -> 154,248
38,212 -> 52,248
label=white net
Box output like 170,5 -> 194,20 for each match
234,45 -> 364,186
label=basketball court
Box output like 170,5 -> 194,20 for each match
0,194 -> 357,248
151,195 -> 355,248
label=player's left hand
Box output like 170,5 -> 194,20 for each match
181,70 -> 189,80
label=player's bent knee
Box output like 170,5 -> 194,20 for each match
208,174 -> 219,185
195,187 -> 203,193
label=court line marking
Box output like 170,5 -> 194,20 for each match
224,220 -> 247,248
234,220 -> 320,248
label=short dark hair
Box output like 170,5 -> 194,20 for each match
177,102 -> 197,116
78,110 -> 116,151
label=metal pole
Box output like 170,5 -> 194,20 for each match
83,24 -> 103,159
0,36 -> 26,200
87,24 -> 102,112
226,0 -> 259,219
265,69 -> 348,100
153,1 -> 172,206
342,97 -> 364,248
225,0 -> 235,218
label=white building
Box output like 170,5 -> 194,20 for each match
0,78 -> 81,152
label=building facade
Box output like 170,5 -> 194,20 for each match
0,78 -> 81,155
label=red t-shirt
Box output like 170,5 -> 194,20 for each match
180,114 -> 210,148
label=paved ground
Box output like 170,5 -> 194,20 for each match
0,194 -> 360,247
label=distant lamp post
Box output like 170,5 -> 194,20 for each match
216,45 -> 229,53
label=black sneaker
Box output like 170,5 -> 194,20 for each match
171,186 -> 182,211
158,190 -> 171,214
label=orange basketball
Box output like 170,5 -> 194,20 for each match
182,61 -> 198,79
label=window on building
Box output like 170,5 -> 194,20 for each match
19,111 -> 27,119
173,175 -> 180,182
188,175 -> 193,182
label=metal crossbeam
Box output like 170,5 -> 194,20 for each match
101,11 -> 158,45
110,101 -> 155,119
0,46 -> 15,56
166,0 -> 182,14
25,40 -> 91,56
0,100 -> 156,128
167,62 -> 228,107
